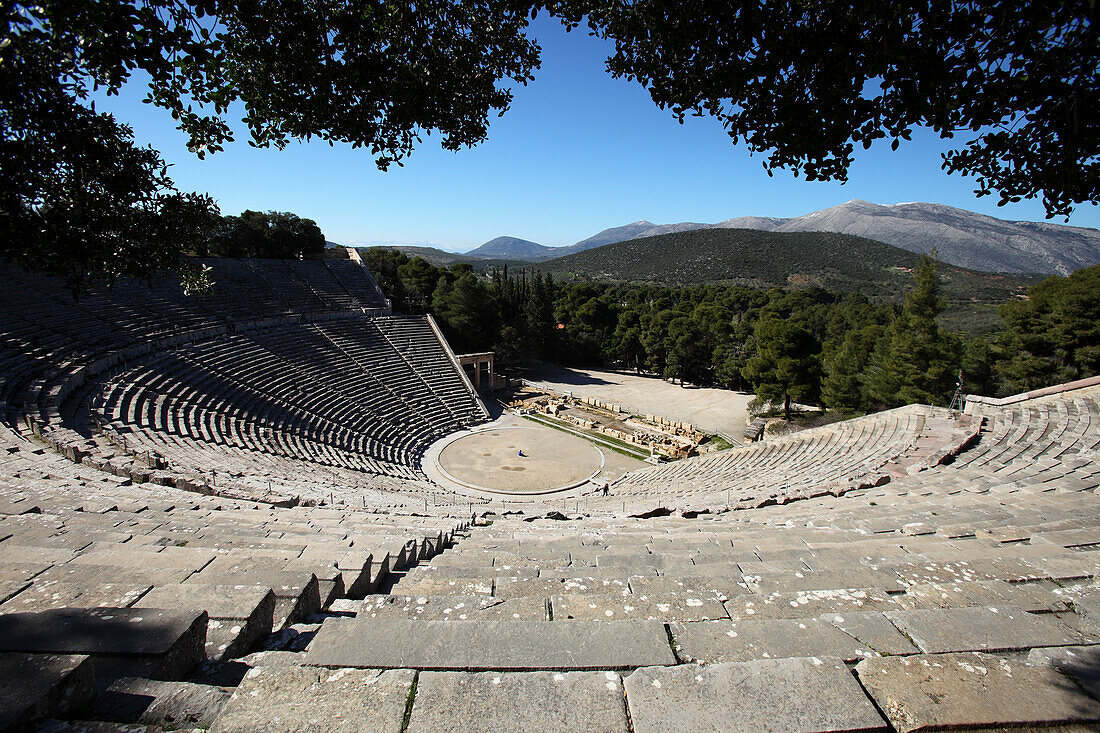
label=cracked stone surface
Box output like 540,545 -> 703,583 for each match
406,671 -> 629,733
624,657 -> 887,733
210,667 -> 413,733
857,651 -> 1100,732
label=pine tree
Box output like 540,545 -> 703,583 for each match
821,325 -> 883,413
742,316 -> 821,420
868,255 -> 960,407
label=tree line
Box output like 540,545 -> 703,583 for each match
193,210 -> 326,260
364,248 -> 1100,417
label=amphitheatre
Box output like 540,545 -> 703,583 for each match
3,250 -> 1100,732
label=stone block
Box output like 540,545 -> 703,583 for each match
211,667 -> 413,733
0,607 -> 207,682
0,652 -> 95,730
627,575 -> 750,602
187,570 -> 319,629
552,593 -> 728,622
723,587 -> 901,620
94,677 -> 231,728
671,614 -> 912,664
884,606 -> 1092,654
1026,644 -> 1100,700
358,594 -> 548,621
406,671 -> 629,733
624,657 -> 887,733
0,581 -> 151,613
896,579 -> 1067,613
395,575 -> 493,596
305,618 -> 677,671
857,652 -> 1100,732
135,584 -> 275,660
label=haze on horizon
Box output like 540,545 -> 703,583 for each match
92,15 -> 1100,253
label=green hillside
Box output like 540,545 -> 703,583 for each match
537,228 -> 1039,317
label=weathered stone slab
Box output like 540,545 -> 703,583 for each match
1024,553 -> 1100,581
0,652 -> 95,730
884,606 -> 1092,654
724,587 -> 901,620
0,545 -> 78,565
596,552 -> 695,570
94,677 -> 231,728
135,584 -> 275,660
34,563 -> 193,587
0,580 -> 151,612
627,575 -> 750,602
624,657 -> 887,733
493,575 -> 633,600
889,557 -> 1043,586
671,617 -> 896,664
0,607 -> 207,681
69,546 -> 215,572
405,564 -> 537,581
0,562 -> 51,583
857,652 -> 1100,732
187,570 -> 319,628
896,579 -> 1066,612
744,568 -> 905,594
817,612 -> 919,656
355,594 -> 548,621
394,574 -> 493,596
211,667 -> 413,733
406,671 -> 628,733
305,618 -> 677,670
297,549 -> 372,592
553,593 -> 728,622
0,578 -> 30,605
1026,644 -> 1100,700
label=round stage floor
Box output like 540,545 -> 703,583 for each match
436,425 -> 604,493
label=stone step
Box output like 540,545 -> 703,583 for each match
671,612 -> 917,664
186,570 -> 320,629
0,579 -> 151,613
1026,644 -> 1100,700
407,671 -> 629,733
0,607 -> 206,686
857,651 -> 1100,732
135,584 -> 276,661
338,594 -> 549,621
211,667 -> 414,733
623,657 -> 888,733
304,619 -> 677,671
722,587 -> 902,620
0,652 -> 95,731
552,593 -> 728,622
392,574 -> 493,597
883,605 -> 1094,654
92,677 -> 231,729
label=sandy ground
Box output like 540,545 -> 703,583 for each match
434,413 -> 644,493
524,364 -> 754,438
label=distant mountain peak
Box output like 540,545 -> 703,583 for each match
561,201 -> 1099,275
464,236 -> 556,260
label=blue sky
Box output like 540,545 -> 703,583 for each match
94,15 -> 1100,252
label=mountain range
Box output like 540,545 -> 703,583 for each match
535,227 -> 1041,333
456,200 -> 1100,275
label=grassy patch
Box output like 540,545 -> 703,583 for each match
706,434 -> 733,451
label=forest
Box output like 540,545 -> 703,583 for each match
363,247 -> 1100,418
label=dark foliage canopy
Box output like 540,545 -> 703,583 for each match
202,210 -> 326,259
2,0 -> 1096,287
1,0 -> 539,287
569,0 -> 1098,219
